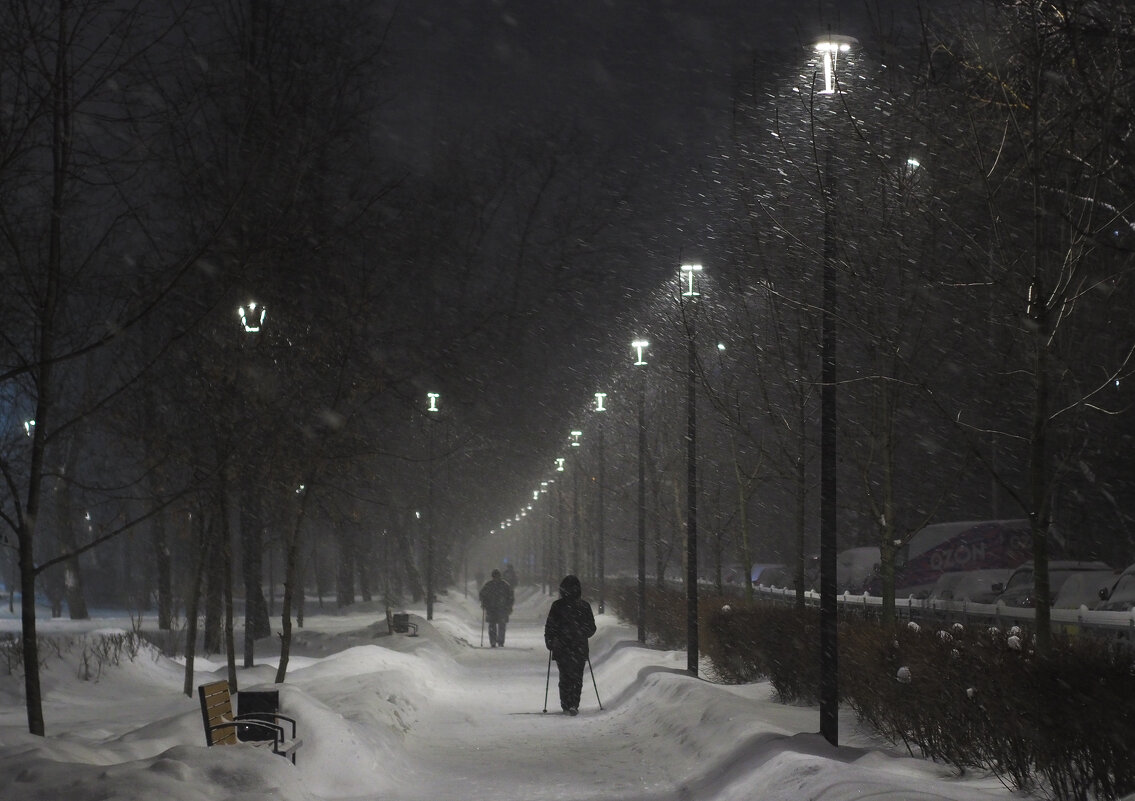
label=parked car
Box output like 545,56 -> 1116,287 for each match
1053,570 -> 1119,609
836,546 -> 880,594
1096,563 -> 1135,612
995,560 -> 1115,608
749,563 -> 789,587
755,564 -> 795,588
927,569 -> 1013,604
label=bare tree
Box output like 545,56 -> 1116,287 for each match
926,0 -> 1135,650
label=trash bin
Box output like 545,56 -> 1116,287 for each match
391,613 -> 410,633
237,689 -> 280,742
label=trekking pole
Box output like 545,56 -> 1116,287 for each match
587,655 -> 603,710
542,650 -> 552,713
480,608 -> 485,648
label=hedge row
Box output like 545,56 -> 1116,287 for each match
608,587 -> 1135,801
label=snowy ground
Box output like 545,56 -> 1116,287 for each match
0,585 -> 1053,801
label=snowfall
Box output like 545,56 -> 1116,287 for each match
0,583 -> 1070,801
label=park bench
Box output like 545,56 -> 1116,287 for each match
197,680 -> 303,764
386,608 -> 418,636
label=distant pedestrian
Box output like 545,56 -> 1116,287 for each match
503,563 -> 518,588
544,574 -> 596,715
479,569 -> 515,647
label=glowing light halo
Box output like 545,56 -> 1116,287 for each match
427,392 -> 440,412
594,392 -> 607,412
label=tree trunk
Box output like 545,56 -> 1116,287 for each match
182,510 -> 208,697
337,526 -> 356,608
202,514 -> 223,654
275,484 -> 312,684
221,483 -> 237,691
241,492 -> 271,667
153,510 -> 172,631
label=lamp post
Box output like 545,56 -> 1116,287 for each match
540,480 -> 552,592
812,32 -> 856,748
594,392 -> 607,613
632,338 -> 649,643
555,457 -> 566,580
236,299 -> 268,670
425,392 -> 440,621
569,430 -> 583,574
680,262 -> 702,677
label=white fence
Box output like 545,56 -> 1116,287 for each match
750,585 -> 1135,647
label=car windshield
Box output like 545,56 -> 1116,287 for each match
1048,571 -> 1080,593
1005,569 -> 1034,591
1109,573 -> 1135,603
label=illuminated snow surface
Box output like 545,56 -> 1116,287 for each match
0,586 -> 1048,801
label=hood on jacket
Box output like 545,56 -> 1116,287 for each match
559,574 -> 582,600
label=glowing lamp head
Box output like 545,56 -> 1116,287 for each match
632,339 -> 650,366
812,34 -> 857,95
238,301 -> 267,333
570,430 -> 582,447
427,392 -> 440,412
680,263 -> 703,297
556,457 -> 566,472
594,392 -> 607,412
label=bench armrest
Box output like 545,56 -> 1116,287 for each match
208,718 -> 285,746
238,712 -> 298,739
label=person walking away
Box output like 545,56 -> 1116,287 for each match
544,574 -> 596,715
479,569 -> 514,647
503,563 -> 517,588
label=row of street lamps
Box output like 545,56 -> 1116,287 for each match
487,262 -> 705,673
486,32 -> 862,742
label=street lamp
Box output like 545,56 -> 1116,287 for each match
679,263 -> 702,677
632,338 -> 649,643
811,31 -> 857,748
425,392 -> 439,621
569,431 -> 583,574
594,391 -> 607,613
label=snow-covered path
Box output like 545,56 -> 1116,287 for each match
0,586 -> 1042,801
391,587 -> 689,801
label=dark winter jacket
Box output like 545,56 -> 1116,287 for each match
479,577 -> 514,622
544,575 -> 596,660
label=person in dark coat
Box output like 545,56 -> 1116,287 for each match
479,569 -> 515,647
544,574 -> 597,715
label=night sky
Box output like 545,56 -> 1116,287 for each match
359,0 -> 925,538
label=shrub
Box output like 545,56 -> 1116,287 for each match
701,602 -> 1135,801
